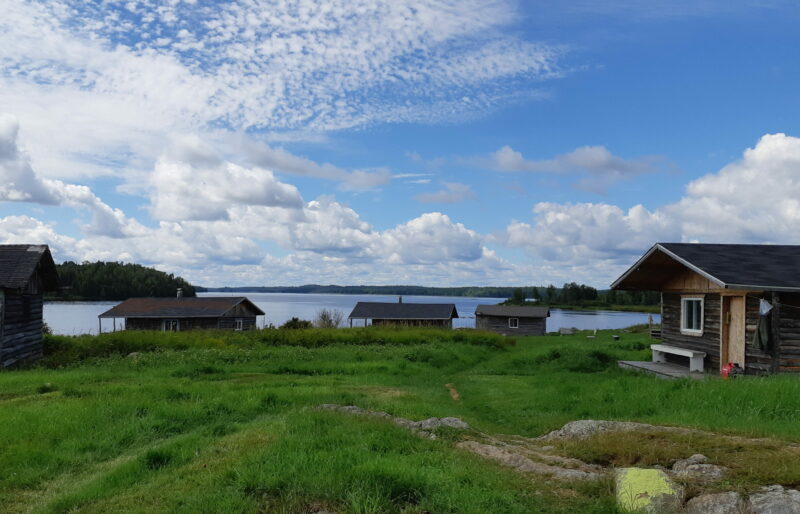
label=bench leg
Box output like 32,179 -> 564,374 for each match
689,356 -> 704,373
652,350 -> 666,364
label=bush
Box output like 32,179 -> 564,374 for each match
314,308 -> 344,329
280,317 -> 313,329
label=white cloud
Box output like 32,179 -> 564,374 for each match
0,0 -> 562,184
0,114 -> 146,238
486,144 -> 670,193
415,182 -> 476,203
495,133 -> 800,285
380,213 -> 484,265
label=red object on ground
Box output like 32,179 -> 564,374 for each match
721,362 -> 744,379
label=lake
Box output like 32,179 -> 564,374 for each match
44,292 -> 660,335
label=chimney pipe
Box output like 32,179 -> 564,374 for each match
177,288 -> 183,298
398,296 -> 402,303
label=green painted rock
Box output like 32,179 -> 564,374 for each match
615,467 -> 684,513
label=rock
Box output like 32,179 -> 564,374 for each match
749,485 -> 800,514
457,441 -> 603,481
672,454 -> 727,481
414,417 -> 470,430
316,404 -> 469,438
540,419 -> 667,441
686,492 -> 747,514
615,467 -> 683,513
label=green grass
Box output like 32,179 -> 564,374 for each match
2,328 -> 800,512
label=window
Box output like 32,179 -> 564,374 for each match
508,317 -> 519,329
680,297 -> 703,335
234,319 -> 243,331
163,319 -> 179,332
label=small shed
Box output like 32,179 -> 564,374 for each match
475,305 -> 550,336
612,243 -> 800,375
98,296 -> 265,332
0,244 -> 60,367
348,301 -> 458,328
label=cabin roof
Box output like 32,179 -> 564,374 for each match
475,305 -> 550,318
0,244 -> 59,291
348,301 -> 459,320
612,243 -> 800,292
98,297 -> 265,318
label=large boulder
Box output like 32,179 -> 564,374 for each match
615,467 -> 684,513
750,485 -> 800,514
686,492 -> 747,514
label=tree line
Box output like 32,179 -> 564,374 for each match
50,261 -> 197,300
505,283 -> 660,307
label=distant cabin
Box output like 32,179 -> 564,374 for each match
475,305 -> 550,336
612,243 -> 800,375
0,245 -> 60,367
98,296 -> 264,332
348,301 -> 458,328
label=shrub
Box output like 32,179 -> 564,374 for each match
280,317 -> 313,329
314,308 -> 344,329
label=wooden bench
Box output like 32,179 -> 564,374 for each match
650,344 -> 706,373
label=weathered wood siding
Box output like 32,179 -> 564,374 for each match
475,315 -> 546,336
124,316 -> 257,331
661,293 -> 721,371
777,293 -> 800,373
0,290 -> 44,367
372,319 -> 452,328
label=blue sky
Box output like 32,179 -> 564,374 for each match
1,0 -> 800,287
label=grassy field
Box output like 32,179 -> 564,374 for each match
3,328 -> 800,513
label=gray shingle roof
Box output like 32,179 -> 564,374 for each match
98,297 -> 265,318
613,243 -> 800,292
0,244 -> 59,290
475,305 -> 550,318
348,301 -> 458,320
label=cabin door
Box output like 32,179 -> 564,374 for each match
721,296 -> 746,369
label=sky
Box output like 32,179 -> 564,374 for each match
1,0 -> 800,288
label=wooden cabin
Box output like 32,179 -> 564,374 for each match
475,305 -> 550,336
348,301 -> 458,328
612,243 -> 800,375
98,296 -> 264,332
0,245 -> 60,367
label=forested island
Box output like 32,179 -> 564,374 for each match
48,262 -> 196,300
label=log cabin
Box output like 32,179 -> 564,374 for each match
612,243 -> 800,375
348,300 -> 458,328
98,296 -> 264,332
0,244 -> 60,368
475,305 -> 549,336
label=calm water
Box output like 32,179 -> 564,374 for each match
44,292 -> 660,335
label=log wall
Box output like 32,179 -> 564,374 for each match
661,293 -> 721,371
777,293 -> 800,373
0,290 -> 44,368
124,316 -> 257,331
475,315 -> 546,336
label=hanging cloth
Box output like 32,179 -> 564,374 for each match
753,299 -> 773,351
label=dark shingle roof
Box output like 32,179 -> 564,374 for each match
348,302 -> 458,320
98,297 -> 265,318
0,244 -> 59,290
612,243 -> 800,291
475,305 -> 550,318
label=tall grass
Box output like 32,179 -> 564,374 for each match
42,327 -> 511,367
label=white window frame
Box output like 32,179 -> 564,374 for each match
680,296 -> 704,336
163,319 -> 180,332
508,317 -> 519,329
234,318 -> 243,331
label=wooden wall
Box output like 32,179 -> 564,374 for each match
372,319 -> 452,328
475,315 -> 546,336
124,316 -> 257,331
661,293 -> 721,370
777,293 -> 800,373
0,290 -> 44,368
